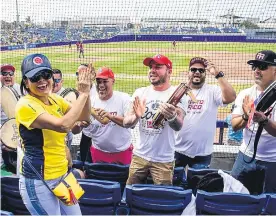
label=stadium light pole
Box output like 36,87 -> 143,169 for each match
16,0 -> 20,28
196,0 -> 199,29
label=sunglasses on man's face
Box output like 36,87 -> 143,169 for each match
251,63 -> 270,71
54,78 -> 62,83
28,70 -> 53,83
190,68 -> 206,73
1,71 -> 15,76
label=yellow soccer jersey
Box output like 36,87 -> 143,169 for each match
15,94 -> 70,180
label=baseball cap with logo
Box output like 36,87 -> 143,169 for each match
96,67 -> 115,79
1,64 -> 15,72
143,54 -> 172,69
189,57 -> 208,68
247,50 -> 276,66
21,53 -> 53,78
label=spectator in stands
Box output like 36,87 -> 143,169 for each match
74,67 -> 133,165
16,53 -> 92,215
231,50 -> 276,194
123,54 -> 185,185
175,57 -> 236,169
1,64 -> 22,174
52,69 -> 65,95
225,104 -> 243,145
1,64 -> 21,94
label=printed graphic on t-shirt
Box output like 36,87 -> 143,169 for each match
140,99 -> 164,134
187,99 -> 205,114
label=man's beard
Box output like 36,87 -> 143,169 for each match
191,76 -> 205,86
150,73 -> 168,86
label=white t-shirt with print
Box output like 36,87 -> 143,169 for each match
83,91 -> 132,152
132,85 -> 186,163
175,84 -> 224,157
232,85 -> 276,162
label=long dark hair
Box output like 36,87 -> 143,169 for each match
20,77 -> 29,96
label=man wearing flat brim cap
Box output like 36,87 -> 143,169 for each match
123,54 -> 186,185
231,50 -> 276,194
175,56 -> 236,169
247,50 -> 276,66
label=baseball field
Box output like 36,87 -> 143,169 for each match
2,41 -> 276,118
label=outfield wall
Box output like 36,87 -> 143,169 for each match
1,34 -> 276,51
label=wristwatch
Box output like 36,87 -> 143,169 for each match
242,114 -> 249,121
260,116 -> 269,126
215,71 -> 225,79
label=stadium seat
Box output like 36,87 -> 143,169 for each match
186,167 -> 230,194
0,210 -> 14,216
125,184 -> 192,215
196,190 -> 267,215
78,179 -> 121,215
263,194 -> 276,215
84,162 -> 129,193
1,176 -> 30,215
146,167 -> 187,187
216,120 -> 228,145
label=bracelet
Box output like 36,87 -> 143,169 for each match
167,113 -> 177,123
242,114 -> 249,121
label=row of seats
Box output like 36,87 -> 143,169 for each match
1,176 -> 275,215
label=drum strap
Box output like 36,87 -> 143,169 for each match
247,102 -> 276,163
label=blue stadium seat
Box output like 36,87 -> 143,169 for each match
263,194 -> 276,215
216,120 -> 228,145
1,176 -> 30,215
196,190 -> 267,215
84,162 -> 129,193
78,179 -> 121,215
126,184 -> 192,215
0,210 -> 14,215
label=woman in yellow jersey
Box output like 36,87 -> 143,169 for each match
16,53 -> 93,215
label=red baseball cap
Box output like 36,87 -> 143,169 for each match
1,64 -> 15,72
189,57 -> 208,68
143,54 -> 172,69
96,67 -> 115,79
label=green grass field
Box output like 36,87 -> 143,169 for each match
2,41 -> 274,101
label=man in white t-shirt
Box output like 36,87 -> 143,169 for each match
175,57 -> 236,169
123,54 -> 185,185
76,67 -> 133,165
231,50 -> 276,194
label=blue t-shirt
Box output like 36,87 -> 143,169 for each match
225,114 -> 243,142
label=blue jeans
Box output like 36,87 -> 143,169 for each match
231,151 -> 276,194
175,152 -> 211,169
19,175 -> 82,215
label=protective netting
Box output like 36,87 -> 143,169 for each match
1,0 -> 276,157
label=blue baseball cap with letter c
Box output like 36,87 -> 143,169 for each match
21,53 -> 53,78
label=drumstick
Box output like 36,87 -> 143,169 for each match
91,107 -> 110,124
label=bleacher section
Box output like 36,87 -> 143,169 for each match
2,169 -> 275,215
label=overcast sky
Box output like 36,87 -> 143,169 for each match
1,0 -> 275,23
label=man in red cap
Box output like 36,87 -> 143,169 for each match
175,57 -> 236,169
76,67 -> 133,164
1,64 -> 21,94
123,54 -> 185,185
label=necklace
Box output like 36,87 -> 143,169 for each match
192,85 -> 203,99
